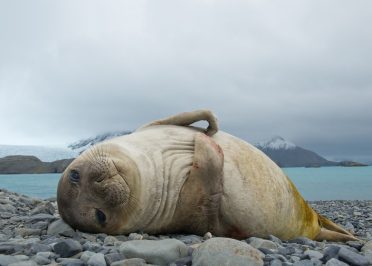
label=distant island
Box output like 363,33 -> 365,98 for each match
0,155 -> 73,174
0,134 -> 368,174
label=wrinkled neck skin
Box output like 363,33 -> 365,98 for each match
109,127 -> 194,234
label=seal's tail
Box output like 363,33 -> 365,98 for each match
315,214 -> 359,242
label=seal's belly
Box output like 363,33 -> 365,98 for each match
212,132 -> 318,239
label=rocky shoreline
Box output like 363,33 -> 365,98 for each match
0,189 -> 371,266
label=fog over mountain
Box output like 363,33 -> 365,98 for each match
0,1 -> 371,163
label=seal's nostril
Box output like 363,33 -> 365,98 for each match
96,209 -> 106,225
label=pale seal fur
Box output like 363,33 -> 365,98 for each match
57,110 -> 357,241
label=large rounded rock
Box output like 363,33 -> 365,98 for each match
192,237 -> 264,266
119,239 -> 188,266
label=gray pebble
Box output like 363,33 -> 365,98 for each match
104,236 -> 118,246
33,254 -> 51,265
293,259 -> 318,266
128,233 -> 143,241
28,243 -> 52,255
29,221 -> 49,231
248,237 -> 278,250
57,258 -> 86,266
111,258 -> 147,266
30,202 -> 55,215
270,259 -> 283,266
176,235 -> 202,245
80,250 -> 97,262
303,250 -> 323,260
321,245 -> 341,262
15,228 -> 41,238
87,253 -> 106,266
104,253 -> 126,265
120,239 -> 188,266
325,258 -> 348,266
54,239 -> 83,258
0,254 -> 29,266
288,238 -> 315,247
8,261 -> 37,266
338,246 -> 370,266
27,214 -> 56,223
170,256 -> 192,266
47,219 -> 74,235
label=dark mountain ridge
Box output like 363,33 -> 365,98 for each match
0,155 -> 73,174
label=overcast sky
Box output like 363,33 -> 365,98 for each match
0,0 -> 371,162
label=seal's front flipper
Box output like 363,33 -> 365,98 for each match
190,132 -> 224,233
173,132 -> 224,235
138,109 -> 219,136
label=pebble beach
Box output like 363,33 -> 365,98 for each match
0,188 -> 371,266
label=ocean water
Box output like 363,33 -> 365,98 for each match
0,166 -> 371,200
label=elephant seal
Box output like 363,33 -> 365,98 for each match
57,110 -> 357,241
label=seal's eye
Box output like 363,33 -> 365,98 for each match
69,170 -> 80,182
96,209 -> 106,225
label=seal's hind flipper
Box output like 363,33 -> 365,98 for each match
138,109 -> 219,136
315,228 -> 358,242
315,214 -> 359,241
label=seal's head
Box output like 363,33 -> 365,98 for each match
57,143 -> 140,234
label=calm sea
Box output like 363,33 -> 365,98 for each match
0,166 -> 371,200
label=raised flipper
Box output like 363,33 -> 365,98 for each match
138,109 -> 219,136
315,214 -> 359,241
173,132 -> 224,234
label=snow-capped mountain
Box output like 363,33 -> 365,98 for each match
0,145 -> 78,162
255,136 -> 337,168
256,136 -> 296,150
68,130 -> 131,153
